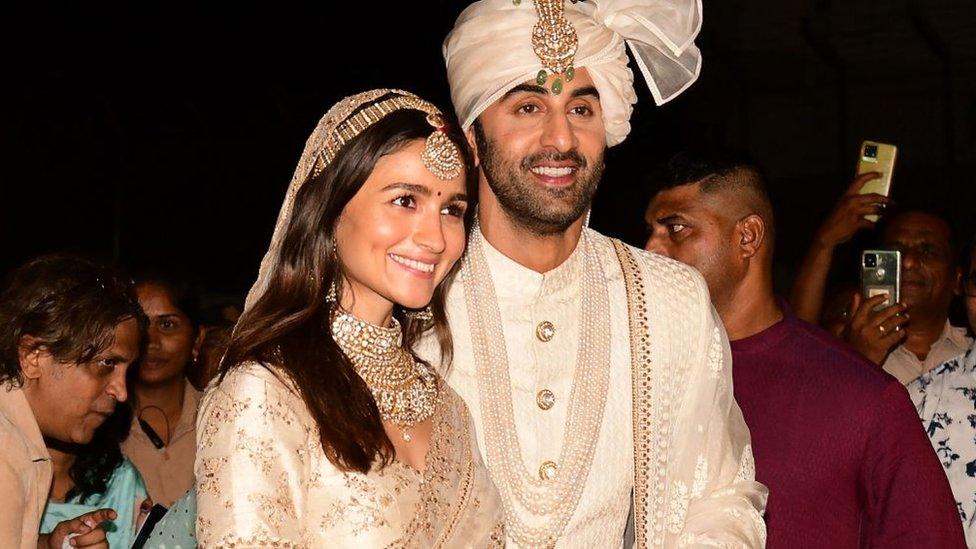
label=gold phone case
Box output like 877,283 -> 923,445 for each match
855,140 -> 897,222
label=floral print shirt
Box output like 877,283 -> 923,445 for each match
908,343 -> 976,546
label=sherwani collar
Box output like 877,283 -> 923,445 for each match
478,227 -> 584,301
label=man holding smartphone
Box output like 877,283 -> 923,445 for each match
849,210 -> 971,383
791,183 -> 970,381
644,152 -> 964,548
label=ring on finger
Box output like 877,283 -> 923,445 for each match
879,325 -> 886,334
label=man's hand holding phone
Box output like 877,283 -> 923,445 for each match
845,293 -> 908,365
37,508 -> 116,549
814,173 -> 890,249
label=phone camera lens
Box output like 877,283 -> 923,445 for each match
864,254 -> 877,268
864,145 -> 878,159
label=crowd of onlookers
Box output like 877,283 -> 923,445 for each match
0,259 -> 237,547
1,150 -> 974,547
644,152 -> 973,545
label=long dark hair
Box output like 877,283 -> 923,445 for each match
47,401 -> 134,503
221,102 -> 476,474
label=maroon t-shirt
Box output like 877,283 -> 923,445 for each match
730,309 -> 965,548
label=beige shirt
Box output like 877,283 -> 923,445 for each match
122,381 -> 200,506
0,385 -> 52,549
194,362 -> 503,547
883,322 -> 972,384
417,229 -> 767,548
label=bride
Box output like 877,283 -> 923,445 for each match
195,89 -> 503,547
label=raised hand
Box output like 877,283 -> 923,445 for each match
845,293 -> 908,365
814,172 -> 889,248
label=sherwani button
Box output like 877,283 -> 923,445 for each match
536,321 -> 555,342
539,460 -> 558,480
537,389 -> 555,410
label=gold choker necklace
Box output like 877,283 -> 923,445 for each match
330,309 -> 439,442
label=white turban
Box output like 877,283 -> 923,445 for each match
444,0 -> 702,147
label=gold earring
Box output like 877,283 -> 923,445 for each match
325,280 -> 338,304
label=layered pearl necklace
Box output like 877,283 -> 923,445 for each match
461,225 -> 611,546
330,309 -> 439,442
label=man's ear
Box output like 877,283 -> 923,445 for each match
465,126 -> 480,168
736,214 -> 767,260
18,336 -> 44,380
953,265 -> 963,296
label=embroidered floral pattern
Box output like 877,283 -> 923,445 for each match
320,494 -> 390,537
707,328 -> 724,377
908,345 -> 976,541
692,455 -> 708,499
736,445 -> 756,484
197,456 -> 228,495
668,480 -> 690,534
195,362 -> 502,548
615,240 -> 766,547
198,393 -> 251,448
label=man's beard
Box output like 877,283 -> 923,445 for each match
473,121 -> 604,236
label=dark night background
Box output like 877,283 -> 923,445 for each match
2,1 -> 974,303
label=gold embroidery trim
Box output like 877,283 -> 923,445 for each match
432,395 -> 476,548
611,238 -> 652,549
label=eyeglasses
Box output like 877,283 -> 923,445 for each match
965,273 -> 976,297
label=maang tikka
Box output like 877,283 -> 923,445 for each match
317,91 -> 463,181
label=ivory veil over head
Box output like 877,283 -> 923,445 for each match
241,89 -> 459,314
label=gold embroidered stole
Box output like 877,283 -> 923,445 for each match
610,238 -> 654,549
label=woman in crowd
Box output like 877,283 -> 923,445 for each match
195,89 -> 503,546
122,272 -> 205,507
40,403 -> 151,548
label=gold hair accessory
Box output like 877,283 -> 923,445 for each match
315,92 -> 463,181
520,0 -> 579,95
420,113 -> 464,181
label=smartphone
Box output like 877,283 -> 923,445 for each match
130,504 -> 168,549
855,140 -> 897,222
861,250 -> 901,311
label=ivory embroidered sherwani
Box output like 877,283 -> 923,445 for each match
417,228 -> 767,548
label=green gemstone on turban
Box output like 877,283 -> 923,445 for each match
552,78 -> 563,94
565,66 -> 575,82
536,70 -> 548,86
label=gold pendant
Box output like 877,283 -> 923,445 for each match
530,0 -> 578,94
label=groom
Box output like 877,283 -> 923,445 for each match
417,1 -> 767,547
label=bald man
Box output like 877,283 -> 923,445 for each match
644,153 -> 964,548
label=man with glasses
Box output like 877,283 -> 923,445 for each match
907,234 -> 976,544
844,209 -> 971,383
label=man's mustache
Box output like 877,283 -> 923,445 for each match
521,150 -> 587,170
